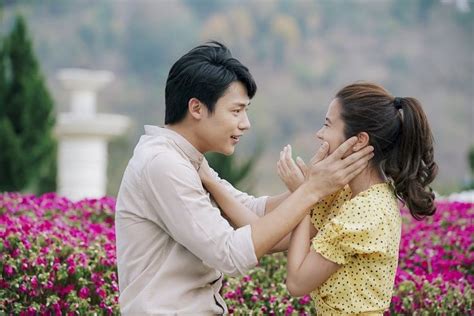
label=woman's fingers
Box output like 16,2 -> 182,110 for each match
285,145 -> 299,172
296,156 -> 308,177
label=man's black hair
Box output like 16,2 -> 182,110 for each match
164,41 -> 257,124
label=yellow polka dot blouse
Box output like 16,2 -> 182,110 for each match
310,183 -> 401,315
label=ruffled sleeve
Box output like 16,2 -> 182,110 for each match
311,194 -> 388,265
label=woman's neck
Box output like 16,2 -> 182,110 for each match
348,165 -> 385,198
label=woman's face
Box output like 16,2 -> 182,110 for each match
316,98 -> 347,155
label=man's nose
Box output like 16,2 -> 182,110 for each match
239,112 -> 251,130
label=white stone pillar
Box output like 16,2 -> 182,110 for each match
55,68 -> 130,200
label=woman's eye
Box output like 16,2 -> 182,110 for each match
323,123 -> 329,127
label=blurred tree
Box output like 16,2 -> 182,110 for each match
0,15 -> 56,193
124,13 -> 197,80
205,146 -> 263,194
466,146 -> 474,190
182,0 -> 225,19
200,13 -> 232,43
270,14 -> 300,66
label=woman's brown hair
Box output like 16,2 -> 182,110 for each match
336,82 -> 438,220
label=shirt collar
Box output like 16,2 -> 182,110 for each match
144,125 -> 204,169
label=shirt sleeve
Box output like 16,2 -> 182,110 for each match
208,167 -> 268,217
143,153 -> 258,277
311,196 -> 388,265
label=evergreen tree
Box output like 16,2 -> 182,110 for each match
0,15 -> 56,193
466,146 -> 474,190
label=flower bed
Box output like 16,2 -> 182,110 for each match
0,193 -> 118,315
1,193 -> 472,314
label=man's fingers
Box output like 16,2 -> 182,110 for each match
310,142 -> 329,165
327,137 -> 358,161
342,159 -> 371,183
340,145 -> 374,168
341,152 -> 374,181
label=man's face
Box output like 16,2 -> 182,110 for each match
198,81 -> 251,155
315,98 -> 347,155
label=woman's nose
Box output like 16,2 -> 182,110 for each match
315,128 -> 324,140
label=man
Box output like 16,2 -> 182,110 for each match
115,41 -> 373,314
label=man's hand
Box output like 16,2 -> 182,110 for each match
277,144 -> 306,192
304,137 -> 374,199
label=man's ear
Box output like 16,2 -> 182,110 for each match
354,132 -> 370,151
188,98 -> 204,120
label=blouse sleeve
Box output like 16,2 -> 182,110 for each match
311,195 -> 388,265
310,186 -> 351,231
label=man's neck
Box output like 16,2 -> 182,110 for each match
165,124 -> 206,153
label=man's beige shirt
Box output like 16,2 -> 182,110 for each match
115,126 -> 267,315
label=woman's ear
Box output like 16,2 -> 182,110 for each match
353,132 -> 369,151
188,98 -> 203,120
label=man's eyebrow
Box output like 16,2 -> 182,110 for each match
325,117 -> 332,124
234,102 -> 250,107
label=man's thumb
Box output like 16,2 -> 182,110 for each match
310,142 -> 329,165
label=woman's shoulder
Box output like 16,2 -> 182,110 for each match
310,185 -> 352,227
336,183 -> 398,225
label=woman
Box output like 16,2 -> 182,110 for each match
278,82 -> 437,315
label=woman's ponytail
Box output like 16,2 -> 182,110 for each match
336,82 -> 438,220
384,97 -> 438,220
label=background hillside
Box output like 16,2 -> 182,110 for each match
1,0 -> 472,196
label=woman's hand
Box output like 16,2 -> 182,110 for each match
198,157 -> 214,185
277,145 -> 307,192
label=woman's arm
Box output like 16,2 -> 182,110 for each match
286,215 -> 340,297
199,159 -> 290,252
264,191 -> 291,214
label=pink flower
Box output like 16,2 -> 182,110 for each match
285,305 -> 294,316
61,284 -> 75,296
96,287 -> 107,299
11,248 -> 20,258
67,265 -> 75,275
30,275 -> 38,289
4,264 -> 15,276
19,284 -> 28,293
299,295 -> 311,305
79,287 -> 90,299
